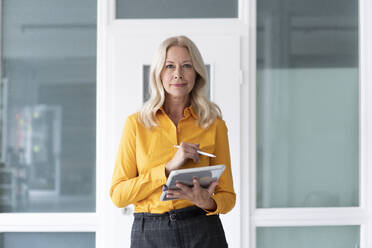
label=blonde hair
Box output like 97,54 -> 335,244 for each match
139,35 -> 221,129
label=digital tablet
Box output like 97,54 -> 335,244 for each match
160,165 -> 225,201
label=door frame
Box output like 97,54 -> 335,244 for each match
101,1 -> 250,247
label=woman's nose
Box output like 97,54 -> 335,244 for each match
174,67 -> 183,79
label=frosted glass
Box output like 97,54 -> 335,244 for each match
1,233 -> 95,248
0,0 -> 96,212
116,0 -> 238,19
256,0 -> 359,208
257,226 -> 360,248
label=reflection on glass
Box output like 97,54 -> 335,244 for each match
0,1 -> 97,212
257,226 -> 360,248
116,0 -> 238,19
0,233 -> 95,248
143,64 -> 211,103
256,0 -> 359,207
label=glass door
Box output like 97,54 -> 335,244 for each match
0,0 -> 97,246
256,0 -> 359,209
252,0 -> 363,247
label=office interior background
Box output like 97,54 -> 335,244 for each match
0,0 -> 371,247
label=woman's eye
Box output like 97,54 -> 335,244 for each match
165,64 -> 174,68
183,64 -> 192,68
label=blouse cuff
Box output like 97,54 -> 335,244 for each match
203,194 -> 221,216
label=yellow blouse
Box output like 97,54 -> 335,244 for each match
109,106 -> 235,215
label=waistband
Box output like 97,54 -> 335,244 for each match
134,206 -> 207,221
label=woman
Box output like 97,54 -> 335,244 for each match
110,35 -> 235,248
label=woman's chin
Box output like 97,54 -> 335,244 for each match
166,90 -> 191,98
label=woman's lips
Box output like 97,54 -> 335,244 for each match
171,84 -> 186,87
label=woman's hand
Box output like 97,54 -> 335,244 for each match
165,142 -> 200,176
166,177 -> 218,211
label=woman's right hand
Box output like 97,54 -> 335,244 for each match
165,142 -> 200,176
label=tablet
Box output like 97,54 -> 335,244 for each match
160,165 -> 225,201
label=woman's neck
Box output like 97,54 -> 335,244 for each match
163,95 -> 190,123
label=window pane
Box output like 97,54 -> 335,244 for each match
257,226 -> 360,248
256,0 -> 359,207
116,0 -> 238,19
143,64 -> 211,102
0,0 -> 97,212
0,233 -> 95,248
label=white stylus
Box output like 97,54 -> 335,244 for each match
173,145 -> 216,158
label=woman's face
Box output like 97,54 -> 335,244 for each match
160,46 -> 196,99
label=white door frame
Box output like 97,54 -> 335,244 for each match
100,0 -> 249,247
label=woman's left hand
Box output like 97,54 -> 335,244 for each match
166,178 -> 218,211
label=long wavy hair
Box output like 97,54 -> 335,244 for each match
139,35 -> 221,129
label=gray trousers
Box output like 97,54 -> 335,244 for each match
131,206 -> 228,248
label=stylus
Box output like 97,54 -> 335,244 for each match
173,145 -> 216,158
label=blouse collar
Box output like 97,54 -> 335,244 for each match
158,105 -> 198,120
